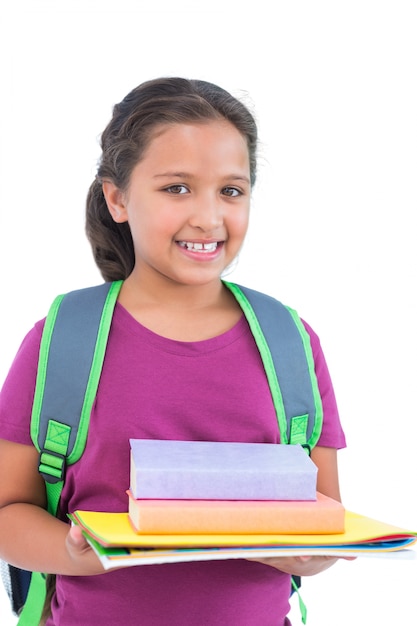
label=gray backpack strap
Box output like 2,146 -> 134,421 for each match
31,281 -> 123,484
224,282 -> 323,451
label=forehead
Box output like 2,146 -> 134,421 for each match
139,120 -> 250,171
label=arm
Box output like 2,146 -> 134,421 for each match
0,438 -> 104,576
310,445 -> 341,501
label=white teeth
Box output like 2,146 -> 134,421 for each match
178,241 -> 218,252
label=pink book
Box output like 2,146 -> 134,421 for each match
127,491 -> 345,535
129,439 -> 318,501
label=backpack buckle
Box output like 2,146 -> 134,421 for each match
37,419 -> 71,483
38,449 -> 66,483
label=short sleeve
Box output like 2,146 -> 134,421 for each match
303,320 -> 347,449
0,321 -> 44,445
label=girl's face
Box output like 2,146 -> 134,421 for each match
104,120 -> 251,290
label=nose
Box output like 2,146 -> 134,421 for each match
188,193 -> 223,232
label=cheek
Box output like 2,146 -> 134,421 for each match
231,209 -> 250,238
128,208 -> 164,234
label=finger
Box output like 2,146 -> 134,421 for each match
68,524 -> 87,546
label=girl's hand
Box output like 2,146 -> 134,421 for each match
65,524 -> 105,575
248,554 -> 356,577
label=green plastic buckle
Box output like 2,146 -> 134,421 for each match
39,449 -> 66,483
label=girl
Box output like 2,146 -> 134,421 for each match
0,77 -> 347,625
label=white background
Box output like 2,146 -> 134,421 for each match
0,1 -> 416,624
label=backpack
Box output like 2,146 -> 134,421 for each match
2,280 -> 322,625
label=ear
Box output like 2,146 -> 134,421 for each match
102,180 -> 129,223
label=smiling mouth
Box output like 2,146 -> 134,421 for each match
177,241 -> 220,253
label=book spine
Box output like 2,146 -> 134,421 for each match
130,468 -> 317,501
128,496 -> 345,535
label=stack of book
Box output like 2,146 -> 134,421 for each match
127,439 -> 345,535
69,439 -> 417,570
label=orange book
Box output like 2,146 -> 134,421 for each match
127,491 -> 345,535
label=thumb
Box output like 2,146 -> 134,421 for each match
67,524 -> 89,549
65,522 -> 105,575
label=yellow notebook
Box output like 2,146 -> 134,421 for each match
70,509 -> 417,550
69,509 -> 417,569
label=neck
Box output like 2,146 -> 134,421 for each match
116,269 -> 241,342
121,268 -> 227,311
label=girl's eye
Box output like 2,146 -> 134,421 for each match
165,185 -> 188,194
222,187 -> 241,197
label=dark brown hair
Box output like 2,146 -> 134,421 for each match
85,77 -> 258,281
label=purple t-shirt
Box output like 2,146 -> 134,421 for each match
0,302 -> 346,625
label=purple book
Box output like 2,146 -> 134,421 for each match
129,439 -> 317,501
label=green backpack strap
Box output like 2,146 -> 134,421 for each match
18,281 -> 122,626
224,281 -> 323,452
31,280 -> 122,492
16,571 -> 47,626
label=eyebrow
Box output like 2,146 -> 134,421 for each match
153,172 -> 191,179
153,171 -> 250,184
